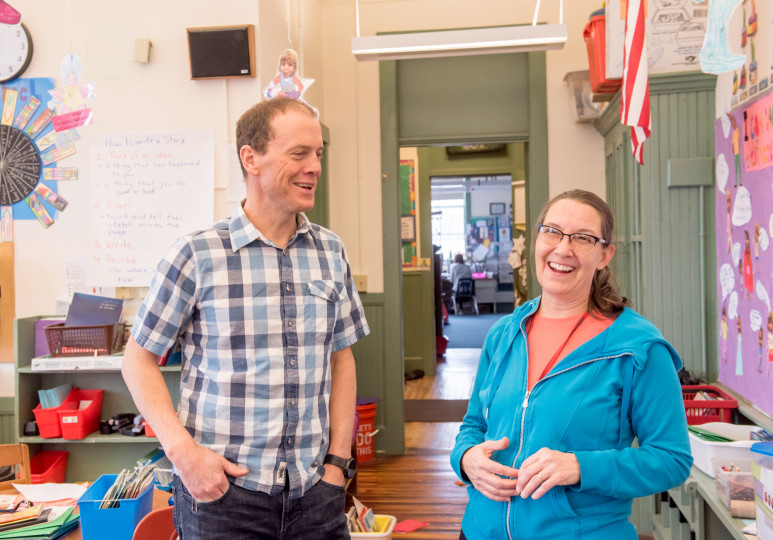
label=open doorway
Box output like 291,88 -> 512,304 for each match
372,52 -> 548,456
400,144 -> 528,450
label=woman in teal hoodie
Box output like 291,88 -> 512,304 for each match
451,190 -> 692,540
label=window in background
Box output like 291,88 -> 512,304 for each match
431,198 -> 465,264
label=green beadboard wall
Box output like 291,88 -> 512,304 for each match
596,72 -> 717,380
0,396 -> 14,444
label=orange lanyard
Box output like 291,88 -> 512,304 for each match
527,312 -> 589,381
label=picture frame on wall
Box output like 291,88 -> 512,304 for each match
401,215 -> 416,242
490,202 -> 506,215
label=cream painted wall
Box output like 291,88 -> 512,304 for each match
320,0 -> 608,293
3,1 -> 322,393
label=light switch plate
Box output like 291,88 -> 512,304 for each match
353,274 -> 368,292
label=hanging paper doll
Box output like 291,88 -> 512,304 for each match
263,48 -> 314,102
721,305 -> 728,363
768,312 -> 773,376
726,189 -> 733,253
739,64 -> 747,90
744,229 -> 754,297
728,115 -> 742,187
741,5 -> 747,47
736,316 -> 744,376
759,327 -> 765,373
733,71 -> 739,95
748,0 -> 757,38
749,42 -> 758,85
754,223 -> 761,272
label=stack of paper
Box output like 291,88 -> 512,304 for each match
346,496 -> 378,533
100,461 -> 156,509
37,383 -> 71,409
0,507 -> 79,539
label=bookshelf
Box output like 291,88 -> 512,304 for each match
14,316 -> 180,481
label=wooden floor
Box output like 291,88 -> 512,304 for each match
350,350 -> 479,539
404,348 -> 479,400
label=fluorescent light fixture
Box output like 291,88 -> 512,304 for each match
352,24 -> 567,61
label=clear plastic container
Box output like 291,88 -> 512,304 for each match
712,457 -> 756,518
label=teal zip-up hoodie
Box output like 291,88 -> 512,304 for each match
451,298 -> 693,540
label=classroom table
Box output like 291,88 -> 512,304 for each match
0,487 -> 171,540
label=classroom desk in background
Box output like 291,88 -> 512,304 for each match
0,488 -> 171,540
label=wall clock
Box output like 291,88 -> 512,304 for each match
0,22 -> 33,83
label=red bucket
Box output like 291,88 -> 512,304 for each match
355,403 -> 378,462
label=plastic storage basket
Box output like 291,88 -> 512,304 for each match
78,474 -> 154,540
44,322 -> 125,357
30,451 -> 68,483
682,385 -> 737,425
351,515 -> 397,539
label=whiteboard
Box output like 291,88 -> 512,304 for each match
88,132 -> 215,286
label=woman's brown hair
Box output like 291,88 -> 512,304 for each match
533,189 -> 629,318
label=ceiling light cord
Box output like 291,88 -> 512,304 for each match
355,0 -> 361,38
532,0 -> 541,26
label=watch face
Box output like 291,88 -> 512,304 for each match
0,23 -> 33,83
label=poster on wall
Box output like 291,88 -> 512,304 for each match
606,0 -> 708,77
400,160 -> 417,268
714,0 -> 772,112
715,88 -> 773,417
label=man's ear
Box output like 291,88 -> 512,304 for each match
239,145 -> 260,175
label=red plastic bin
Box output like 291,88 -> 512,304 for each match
583,14 -> 622,95
682,385 -> 737,425
30,451 -> 68,483
33,391 -> 80,438
56,389 -> 103,440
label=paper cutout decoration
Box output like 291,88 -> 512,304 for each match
697,0 -> 745,74
0,0 -> 21,24
48,54 -> 96,131
263,48 -> 314,102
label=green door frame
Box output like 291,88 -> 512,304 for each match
378,53 -> 549,454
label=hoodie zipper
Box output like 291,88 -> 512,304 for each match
503,353 -> 629,540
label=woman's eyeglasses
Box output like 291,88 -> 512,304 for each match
536,224 -> 608,248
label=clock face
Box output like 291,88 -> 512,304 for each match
0,23 -> 33,83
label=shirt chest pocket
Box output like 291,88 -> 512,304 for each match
304,280 -> 341,342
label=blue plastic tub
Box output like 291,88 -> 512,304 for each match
78,474 -> 154,540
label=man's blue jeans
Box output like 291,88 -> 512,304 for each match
173,475 -> 350,539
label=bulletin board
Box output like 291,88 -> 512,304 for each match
715,89 -> 773,418
88,132 -> 214,286
400,159 -> 417,267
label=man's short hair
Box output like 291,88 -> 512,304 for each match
235,97 -> 317,175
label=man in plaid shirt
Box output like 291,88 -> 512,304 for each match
122,97 -> 369,539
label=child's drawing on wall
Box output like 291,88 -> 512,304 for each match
744,230 -> 754,297
722,305 -> 728,363
737,316 -> 744,376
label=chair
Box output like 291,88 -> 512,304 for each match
0,444 -> 31,491
132,505 -> 178,540
453,277 -> 479,315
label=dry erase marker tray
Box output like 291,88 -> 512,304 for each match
44,322 -> 125,357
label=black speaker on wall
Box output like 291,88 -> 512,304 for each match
187,25 -> 256,80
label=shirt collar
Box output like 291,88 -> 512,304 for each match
228,201 -> 316,252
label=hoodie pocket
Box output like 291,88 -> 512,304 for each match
467,488 -> 506,538
551,485 -> 578,519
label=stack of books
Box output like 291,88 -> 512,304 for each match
0,501 -> 79,539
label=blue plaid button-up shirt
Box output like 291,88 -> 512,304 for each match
131,204 -> 369,499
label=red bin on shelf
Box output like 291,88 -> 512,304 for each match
583,13 -> 622,95
56,389 -> 103,439
30,451 -> 68,483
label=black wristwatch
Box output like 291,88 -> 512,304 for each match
324,454 -> 356,478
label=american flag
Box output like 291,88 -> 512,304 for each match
621,0 -> 650,165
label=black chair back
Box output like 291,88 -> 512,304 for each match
455,277 -> 475,299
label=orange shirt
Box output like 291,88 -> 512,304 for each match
526,312 -> 613,390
